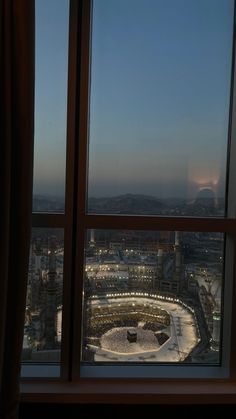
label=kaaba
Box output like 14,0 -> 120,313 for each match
127,330 -> 137,343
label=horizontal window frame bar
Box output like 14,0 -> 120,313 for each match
84,215 -> 236,233
32,213 -> 65,228
20,380 -> 236,404
21,364 -> 60,379
31,213 -> 236,233
80,365 -> 229,379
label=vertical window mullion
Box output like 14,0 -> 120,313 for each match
60,0 -> 83,380
222,234 -> 236,378
227,5 -> 236,219
225,4 -> 236,379
71,0 -> 92,380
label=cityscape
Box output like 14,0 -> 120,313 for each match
22,194 -> 224,364
22,228 -> 64,362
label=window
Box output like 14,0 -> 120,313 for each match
22,0 -> 236,392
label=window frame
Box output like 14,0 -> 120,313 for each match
21,0 -> 236,398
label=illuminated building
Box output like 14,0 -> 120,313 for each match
43,237 -> 58,349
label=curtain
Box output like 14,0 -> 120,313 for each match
0,1 -> 35,418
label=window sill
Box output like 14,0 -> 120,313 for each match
20,379 -> 236,404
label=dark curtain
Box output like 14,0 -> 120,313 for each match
0,1 -> 35,418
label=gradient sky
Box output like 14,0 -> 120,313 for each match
34,0 -> 234,200
33,0 -> 69,196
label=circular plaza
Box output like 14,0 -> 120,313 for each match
83,293 -> 200,362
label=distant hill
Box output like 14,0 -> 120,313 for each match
88,193 -> 225,216
88,194 -> 164,214
33,195 -> 64,212
32,193 -> 225,216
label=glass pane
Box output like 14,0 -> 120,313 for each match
81,230 -> 224,363
33,0 -> 69,212
22,229 -> 64,362
87,0 -> 234,216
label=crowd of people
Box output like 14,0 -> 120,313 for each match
100,326 -> 159,353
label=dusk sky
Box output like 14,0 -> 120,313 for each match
33,0 -> 69,197
34,0 -> 234,200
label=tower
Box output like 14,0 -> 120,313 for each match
212,310 -> 221,348
157,248 -> 163,275
173,231 -> 183,292
89,229 -> 96,247
175,231 -> 180,247
154,248 -> 163,289
43,236 -> 58,349
174,231 -> 182,275
157,249 -> 163,281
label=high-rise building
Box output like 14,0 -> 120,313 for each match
212,311 -> 221,346
43,236 -> 58,349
